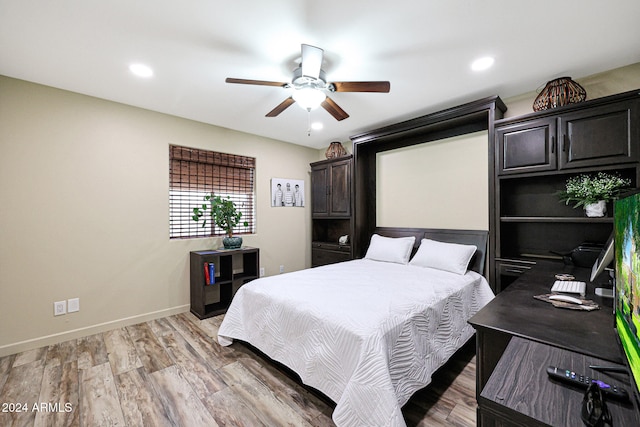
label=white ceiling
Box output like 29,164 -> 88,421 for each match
1,0 -> 639,149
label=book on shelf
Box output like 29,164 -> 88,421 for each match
203,263 -> 210,284
204,262 -> 216,285
208,262 -> 215,285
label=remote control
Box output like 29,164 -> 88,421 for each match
546,366 -> 630,401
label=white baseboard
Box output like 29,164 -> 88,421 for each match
0,304 -> 190,358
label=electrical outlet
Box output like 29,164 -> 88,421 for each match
68,298 -> 80,313
54,301 -> 66,316
279,265 -> 284,274
259,267 -> 265,277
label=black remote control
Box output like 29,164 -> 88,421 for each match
547,366 -> 630,401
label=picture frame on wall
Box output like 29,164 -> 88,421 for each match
271,178 -> 304,207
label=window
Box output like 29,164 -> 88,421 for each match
169,145 -> 255,239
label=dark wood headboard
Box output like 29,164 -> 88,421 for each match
371,227 -> 488,275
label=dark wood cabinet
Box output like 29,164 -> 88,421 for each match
497,117 -> 557,175
311,165 -> 329,216
559,99 -> 638,169
493,90 -> 640,292
497,97 -> 639,176
310,155 -> 354,267
189,247 -> 259,319
311,156 -> 352,217
311,242 -> 351,266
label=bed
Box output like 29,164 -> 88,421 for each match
217,228 -> 495,427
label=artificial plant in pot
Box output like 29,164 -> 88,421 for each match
556,172 -> 631,217
192,194 -> 248,249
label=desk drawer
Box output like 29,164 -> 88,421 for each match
312,246 -> 351,267
312,242 -> 351,252
497,260 -> 535,277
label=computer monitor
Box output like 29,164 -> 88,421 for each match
613,190 -> 640,407
590,232 -> 614,283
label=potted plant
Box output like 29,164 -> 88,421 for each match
192,193 -> 248,249
556,172 -> 631,217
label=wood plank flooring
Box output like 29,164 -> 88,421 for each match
0,312 -> 477,426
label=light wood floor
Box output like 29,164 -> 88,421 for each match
0,312 -> 477,427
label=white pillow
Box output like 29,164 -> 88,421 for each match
364,234 -> 416,264
409,238 -> 476,275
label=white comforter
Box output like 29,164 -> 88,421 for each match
218,259 -> 494,427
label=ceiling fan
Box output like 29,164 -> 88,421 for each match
225,44 -> 390,121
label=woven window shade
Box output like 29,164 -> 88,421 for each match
169,145 -> 255,239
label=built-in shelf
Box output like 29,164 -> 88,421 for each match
500,216 -> 613,223
493,89 -> 640,292
311,156 -> 354,267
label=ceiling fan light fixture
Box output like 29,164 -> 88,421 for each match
292,86 -> 326,110
225,43 -> 389,121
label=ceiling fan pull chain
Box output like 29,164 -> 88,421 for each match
307,109 -> 312,136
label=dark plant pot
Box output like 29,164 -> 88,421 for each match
222,236 -> 242,249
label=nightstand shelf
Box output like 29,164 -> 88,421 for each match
189,247 -> 259,319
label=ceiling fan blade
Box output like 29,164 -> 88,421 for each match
301,44 -> 324,79
321,96 -> 349,121
331,81 -> 391,93
225,78 -> 288,87
266,97 -> 295,117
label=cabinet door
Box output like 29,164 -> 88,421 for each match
497,118 -> 557,175
311,165 -> 329,216
329,159 -> 351,216
558,100 -> 639,169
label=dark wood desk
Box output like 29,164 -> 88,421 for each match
469,261 -> 640,426
480,337 -> 640,426
469,261 -> 620,393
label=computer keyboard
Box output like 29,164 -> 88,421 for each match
551,280 -> 586,296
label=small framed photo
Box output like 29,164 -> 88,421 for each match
271,178 -> 304,207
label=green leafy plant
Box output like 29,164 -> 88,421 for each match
556,172 -> 631,208
191,194 -> 248,237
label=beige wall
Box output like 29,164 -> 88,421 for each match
0,76 -> 318,356
376,131 -> 489,230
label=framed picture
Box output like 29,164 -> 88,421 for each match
271,178 -> 304,207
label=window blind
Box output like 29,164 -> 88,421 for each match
169,145 -> 255,239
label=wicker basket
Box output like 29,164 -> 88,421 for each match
533,77 -> 587,111
325,141 -> 348,159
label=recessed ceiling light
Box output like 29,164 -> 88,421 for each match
311,122 -> 323,130
471,56 -> 494,72
129,63 -> 154,78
